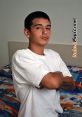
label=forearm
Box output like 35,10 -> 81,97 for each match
40,72 -> 63,89
61,76 -> 75,90
40,72 -> 75,90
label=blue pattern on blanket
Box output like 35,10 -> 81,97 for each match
68,65 -> 82,92
0,64 -> 20,117
0,64 -> 82,116
0,64 -> 12,78
60,65 -> 82,115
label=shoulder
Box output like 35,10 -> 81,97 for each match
13,49 -> 27,58
12,49 -> 29,62
12,49 -> 40,64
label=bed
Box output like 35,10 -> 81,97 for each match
0,64 -> 20,117
0,41 -> 82,117
59,65 -> 82,117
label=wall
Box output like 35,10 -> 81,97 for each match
0,0 -> 82,66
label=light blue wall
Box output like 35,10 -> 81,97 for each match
0,0 -> 82,66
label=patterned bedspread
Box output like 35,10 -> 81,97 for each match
60,65 -> 82,117
0,64 -> 20,117
0,64 -> 82,117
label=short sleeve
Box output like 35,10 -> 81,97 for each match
59,56 -> 72,77
12,52 -> 49,88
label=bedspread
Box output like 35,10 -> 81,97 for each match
0,64 -> 82,117
0,64 -> 20,117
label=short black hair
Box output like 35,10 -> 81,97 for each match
24,11 -> 51,30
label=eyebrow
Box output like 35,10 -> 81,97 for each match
32,24 -> 51,27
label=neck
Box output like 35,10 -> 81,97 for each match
28,43 -> 45,55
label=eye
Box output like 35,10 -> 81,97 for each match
46,27 -> 51,30
35,26 -> 42,29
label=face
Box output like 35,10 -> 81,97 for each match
24,18 -> 51,47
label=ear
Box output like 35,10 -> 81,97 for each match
24,28 -> 30,38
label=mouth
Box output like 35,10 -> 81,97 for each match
41,36 -> 49,40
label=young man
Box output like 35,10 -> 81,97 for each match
12,11 -> 75,117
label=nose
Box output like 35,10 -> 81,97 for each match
42,27 -> 47,34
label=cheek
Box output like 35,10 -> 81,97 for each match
49,31 -> 51,36
30,33 -> 40,41
46,31 -> 51,37
33,32 -> 41,38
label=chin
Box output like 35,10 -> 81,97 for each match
42,39 -> 49,44
41,41 -> 48,46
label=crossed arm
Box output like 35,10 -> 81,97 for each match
40,72 -> 75,90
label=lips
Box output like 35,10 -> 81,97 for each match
41,36 -> 49,40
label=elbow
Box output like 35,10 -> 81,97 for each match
40,72 -> 63,90
40,80 -> 61,90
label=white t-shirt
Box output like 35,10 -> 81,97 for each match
12,48 -> 72,117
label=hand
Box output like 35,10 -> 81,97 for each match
62,76 -> 75,90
